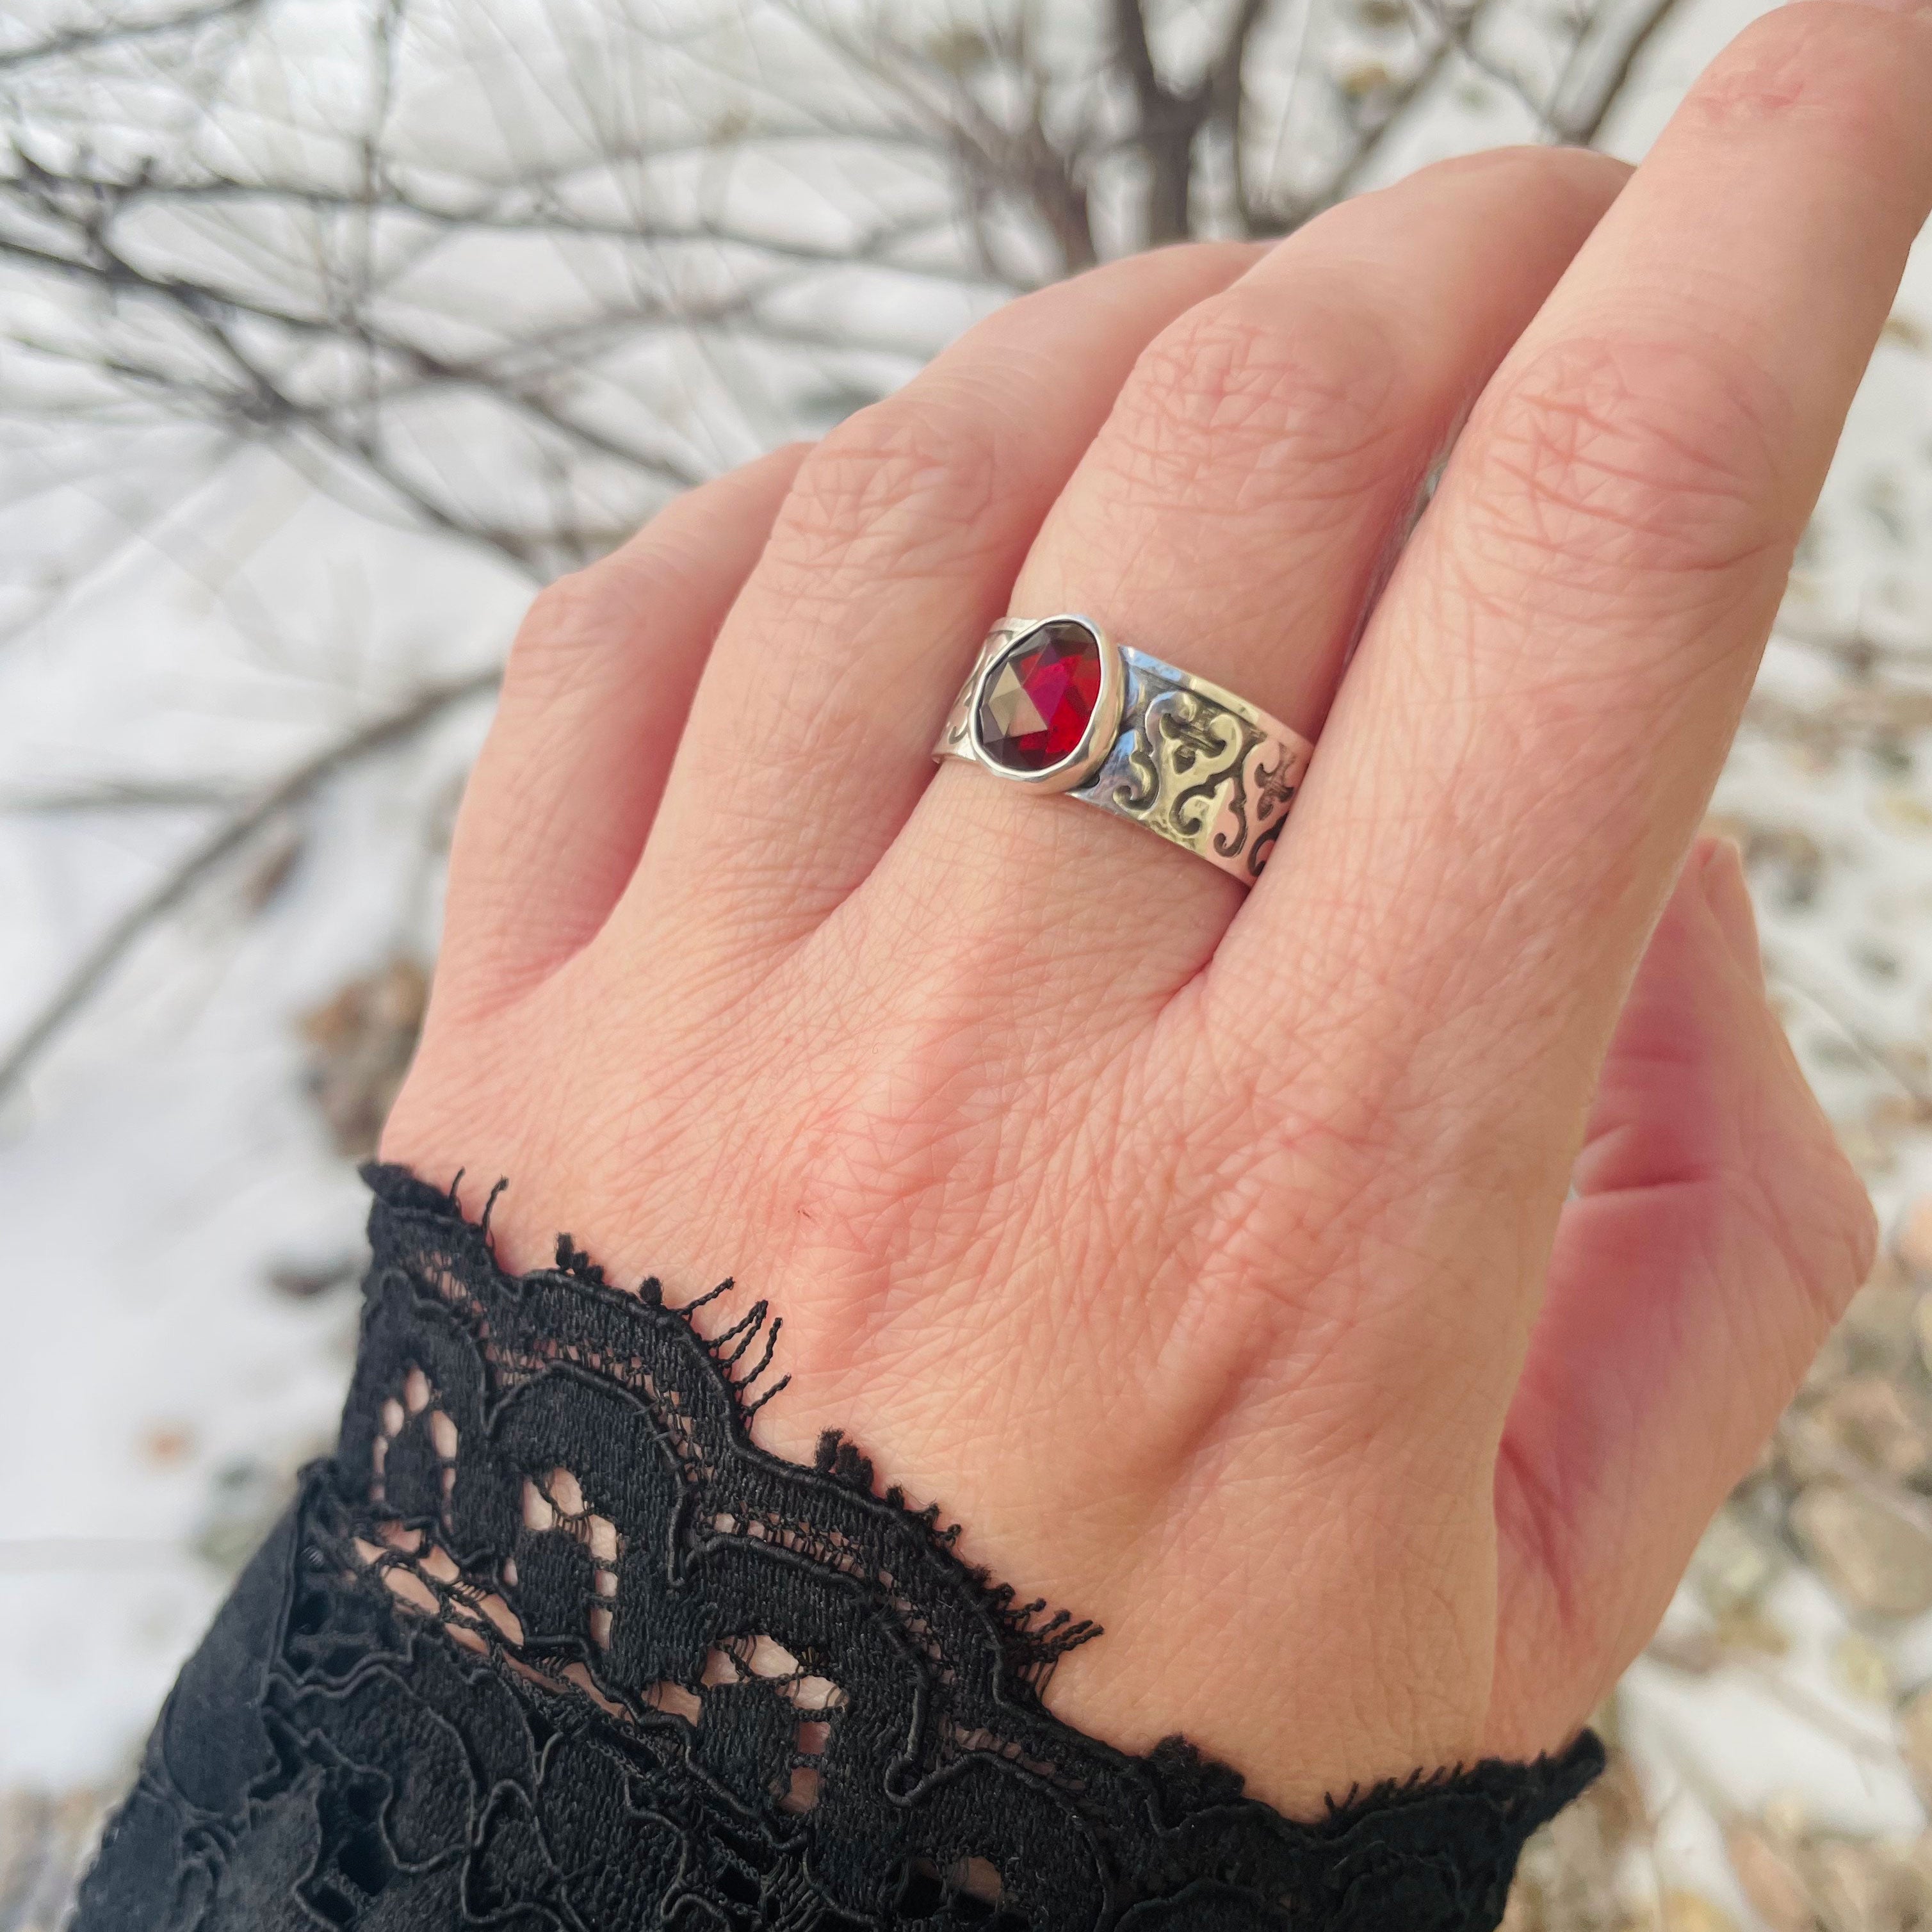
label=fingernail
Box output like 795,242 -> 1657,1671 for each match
1699,837 -> 1765,984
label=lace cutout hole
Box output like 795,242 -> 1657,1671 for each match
745,1635 -> 799,1678
955,1857 -> 1002,1906
648,1681 -> 702,1724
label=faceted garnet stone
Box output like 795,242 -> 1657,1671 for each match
975,619 -> 1103,774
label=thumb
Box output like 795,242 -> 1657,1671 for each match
1488,836 -> 1876,1753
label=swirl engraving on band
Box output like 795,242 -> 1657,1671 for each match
1114,731 -> 1160,815
934,626 -> 1310,883
1158,693 -> 1246,838
1237,743 -> 1300,873
1097,670 -> 1295,874
1109,685 -> 1237,816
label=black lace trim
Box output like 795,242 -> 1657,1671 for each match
75,1163 -> 1601,1931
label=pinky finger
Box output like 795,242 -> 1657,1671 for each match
1489,838 -> 1876,1751
435,444 -> 808,1012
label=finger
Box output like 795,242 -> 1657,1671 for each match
626,244 -> 1263,949
1489,840 -> 1874,1749
1216,2 -> 1932,1248
435,444 -> 806,1011
882,149 -> 1629,987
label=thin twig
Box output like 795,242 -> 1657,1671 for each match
1553,0 -> 1691,144
1771,960 -> 1932,1117
1417,0 -> 1552,133
0,0 -> 259,72
1272,0 -> 1505,229
0,780 -> 245,813
0,669 -> 499,1100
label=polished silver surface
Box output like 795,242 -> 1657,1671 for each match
934,615 -> 1314,885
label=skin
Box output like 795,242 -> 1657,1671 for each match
384,0 -> 1932,1817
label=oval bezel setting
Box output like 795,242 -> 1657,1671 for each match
968,614 -> 1123,793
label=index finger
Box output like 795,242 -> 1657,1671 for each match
1212,0 -> 1932,1230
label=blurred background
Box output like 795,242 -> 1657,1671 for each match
3,0 -> 1931,1924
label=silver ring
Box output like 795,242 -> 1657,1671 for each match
932,615 -> 1313,885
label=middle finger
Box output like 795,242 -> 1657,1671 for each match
877,147 -> 1629,1002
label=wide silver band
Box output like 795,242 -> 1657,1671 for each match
933,615 -> 1314,885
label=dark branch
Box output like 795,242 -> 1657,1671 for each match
0,0 -> 259,72
0,779 -> 245,813
1263,0 -> 1502,232
1111,0 -> 1201,245
0,669 -> 500,1101
1553,0 -> 1691,145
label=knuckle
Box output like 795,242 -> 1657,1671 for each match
504,562 -> 636,702
504,485 -> 728,702
1461,332 -> 1788,603
1685,3 -> 1923,145
763,388 -> 1002,596
1099,291 -> 1404,514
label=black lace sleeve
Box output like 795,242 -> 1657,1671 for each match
74,1164 -> 1601,1932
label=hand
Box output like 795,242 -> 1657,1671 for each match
383,1 -> 1930,1814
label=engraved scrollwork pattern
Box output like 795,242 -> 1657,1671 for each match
1240,742 -> 1303,877
1079,657 -> 1305,881
934,624 -> 1311,884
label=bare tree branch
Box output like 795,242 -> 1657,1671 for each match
1208,0 -> 1275,190
0,669 -> 499,1101
26,171 -> 982,280
1110,0 -> 1210,244
1416,0 -> 1553,133
0,0 -> 260,73
1552,0 -> 1691,144
1278,31 -> 1469,227
1,780 -> 246,813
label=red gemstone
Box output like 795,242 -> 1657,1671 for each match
975,621 -> 1103,774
